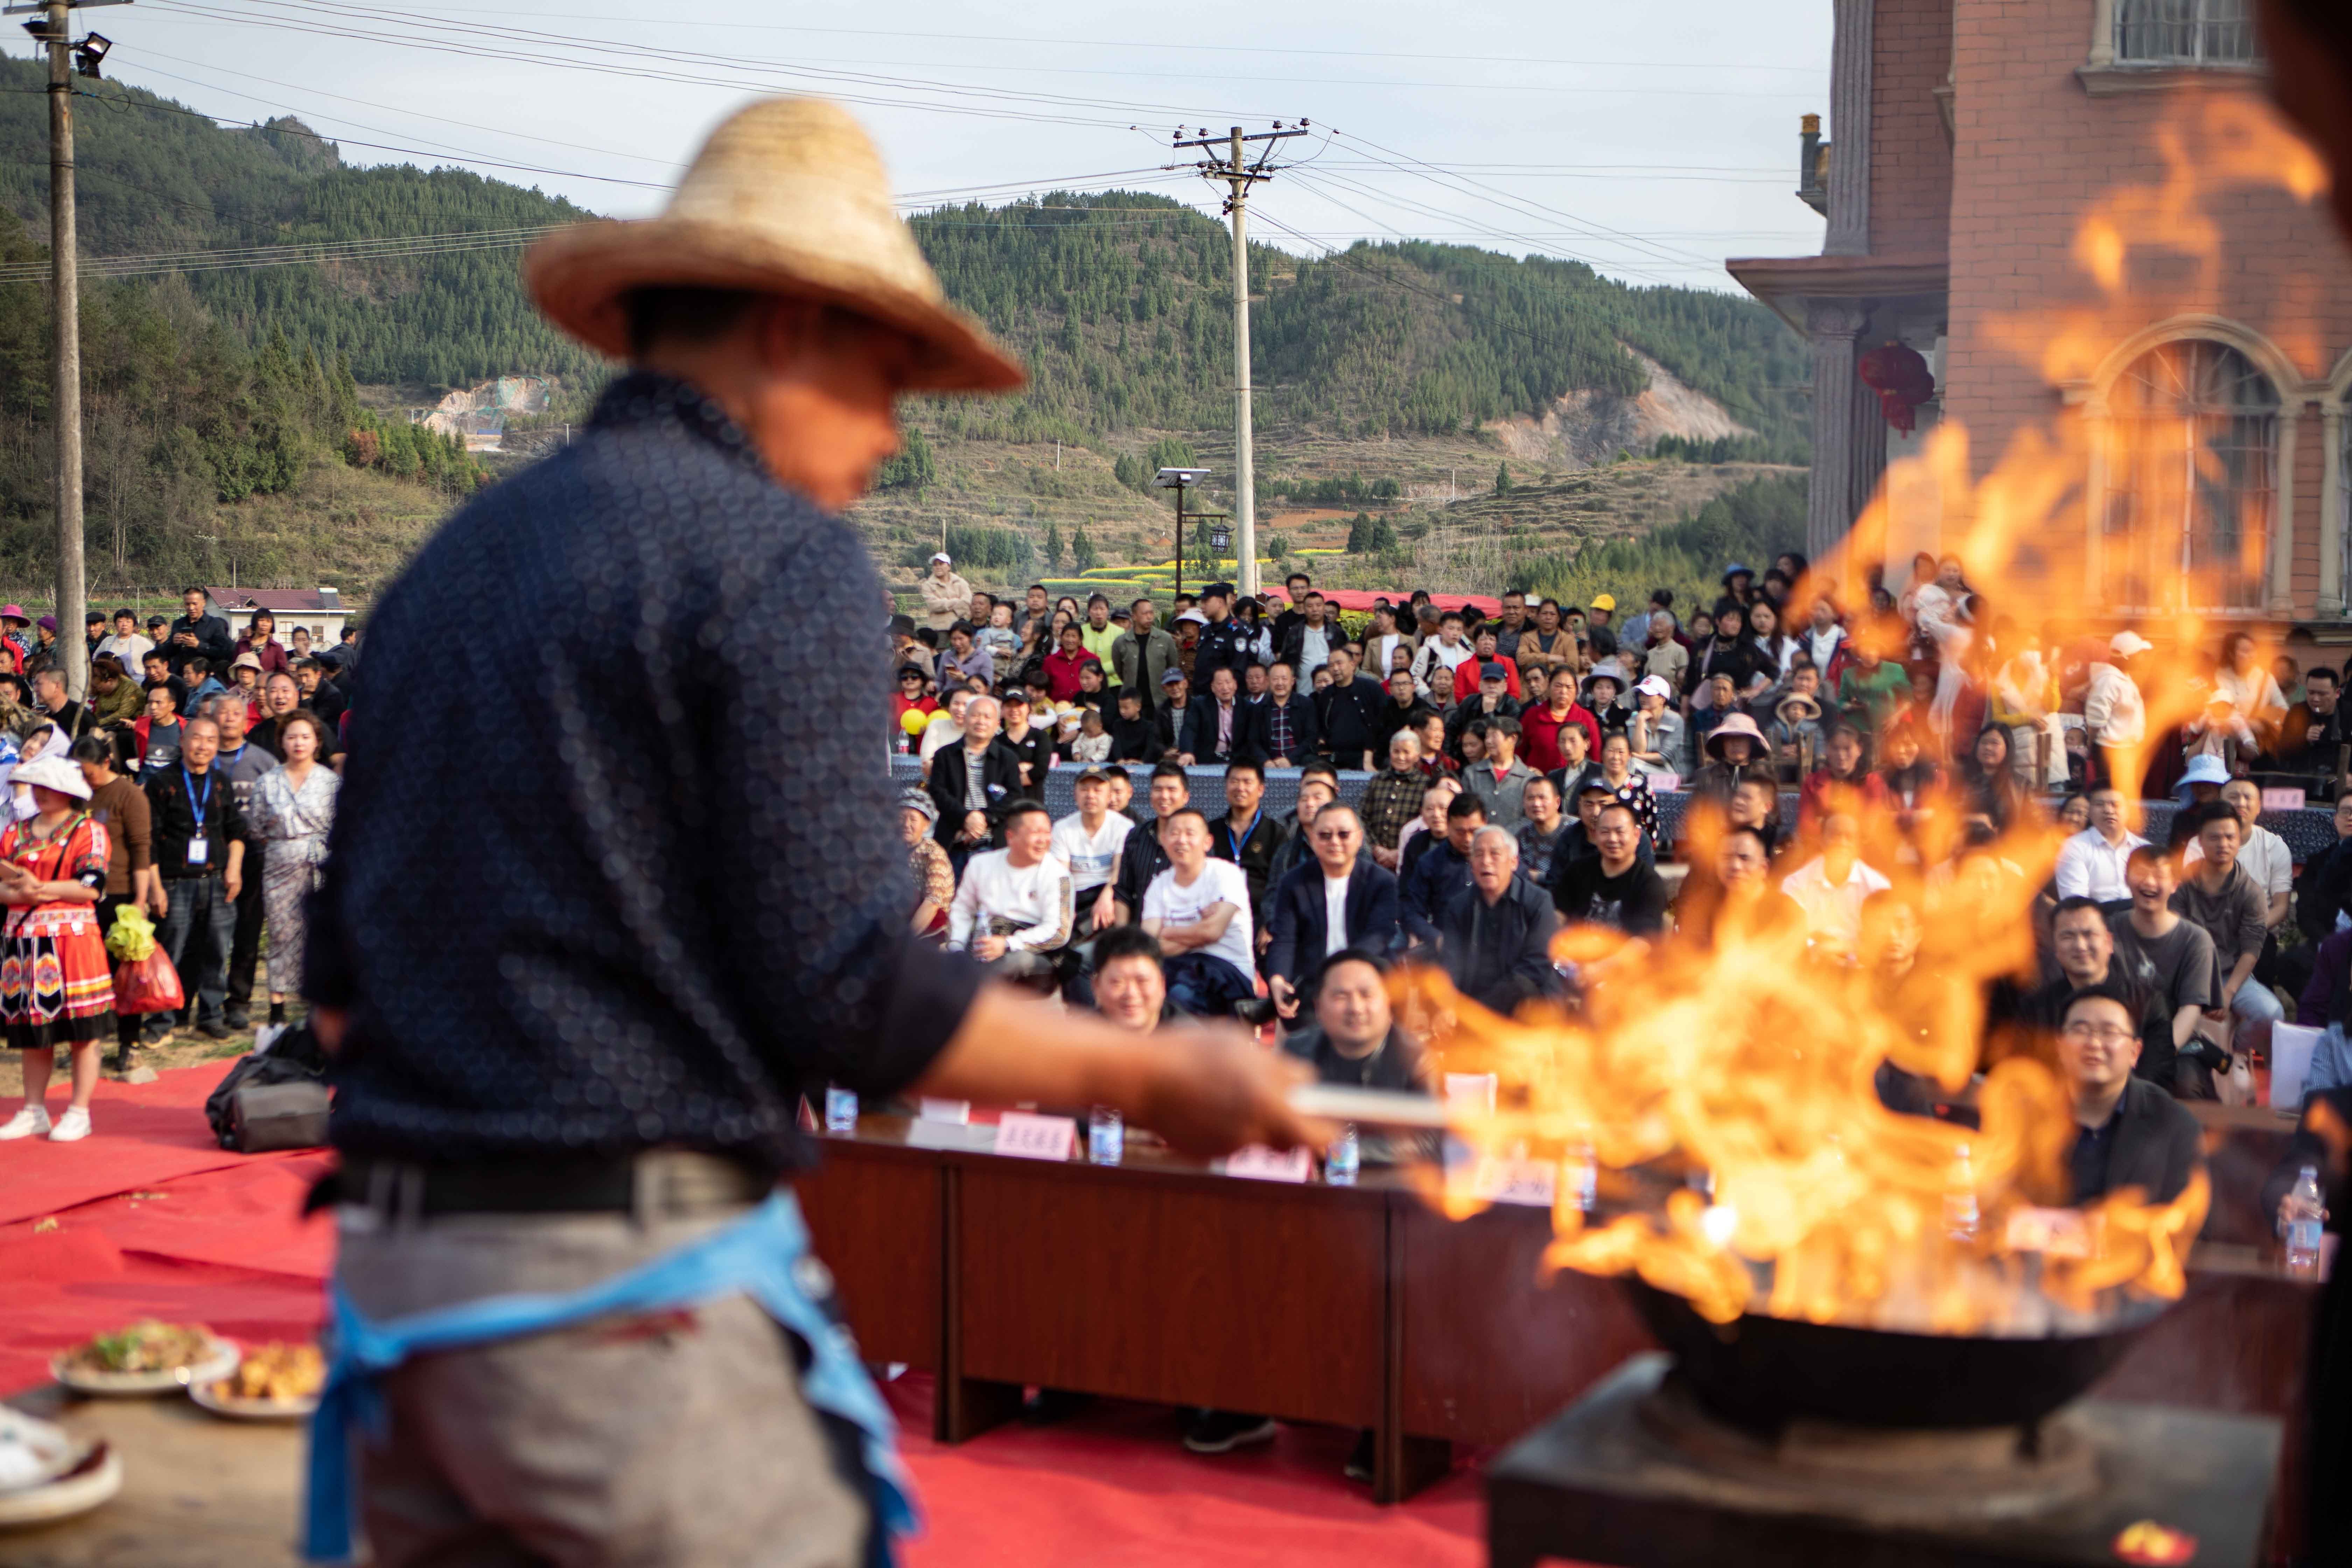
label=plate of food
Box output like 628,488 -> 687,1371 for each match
50,1322 -> 238,1396
190,1342 -> 324,1421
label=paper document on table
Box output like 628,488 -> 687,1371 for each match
1288,1084 -> 1452,1130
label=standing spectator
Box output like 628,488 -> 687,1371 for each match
1516,598 -> 1578,681
1519,673 -> 1601,776
1411,611 -> 1478,695
1314,645 -> 1384,771
2172,800 -> 2281,1087
88,656 -> 142,731
923,694 -> 1022,861
974,601 -> 1022,668
900,791 -> 953,939
237,609 -> 293,678
250,672 -> 309,761
2082,631 -> 2150,788
182,657 -> 228,716
1448,663 -> 1520,757
946,800 -> 1074,988
1836,637 -> 1911,738
1052,766 -> 1133,933
1190,583 -> 1256,690
1043,622 -> 1100,702
163,586 -> 234,680
1081,595 -> 1122,684
1515,775 -> 1569,884
144,715 -> 245,1040
1798,724 -> 1890,837
1209,758 -> 1287,918
95,607 -> 153,673
1111,599 -> 1177,715
1360,732 -> 1430,870
1462,715 -> 1538,826
1778,812 -> 1892,958
1435,827 -> 1563,1014
918,552 -> 971,635
1142,808 -> 1258,1016
1376,668 -> 1434,758
1014,582 -> 1052,646
1278,592 -> 1339,682
207,695 -> 276,1031
72,733 -> 150,1070
940,621 -> 994,690
2053,785 -> 2147,910
1178,666 -> 1259,767
247,710 -> 339,1029
0,754 -> 115,1142
890,615 -> 936,684
1401,791 -> 1486,945
1154,670 -> 1194,757
292,658 -> 347,735
1550,797 -> 1669,937
1263,804 -> 1399,1021
1363,602 -> 1414,685
134,684 -> 184,779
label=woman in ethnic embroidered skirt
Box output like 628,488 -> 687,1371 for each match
0,753 -> 117,1143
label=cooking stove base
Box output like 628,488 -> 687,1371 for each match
1487,1354 -> 2282,1568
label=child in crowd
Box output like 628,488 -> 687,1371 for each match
1069,707 -> 1113,763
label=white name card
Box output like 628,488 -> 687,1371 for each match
1444,1073 -> 1498,1115
992,1111 -> 1077,1161
1468,1157 -> 1558,1209
2004,1206 -> 2093,1259
918,1098 -> 971,1124
2261,787 -> 2307,814
1222,1144 -> 1312,1183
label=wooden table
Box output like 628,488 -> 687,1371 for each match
796,1116 -> 2321,1508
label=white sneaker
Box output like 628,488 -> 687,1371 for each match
0,1105 -> 51,1140
47,1107 -> 90,1143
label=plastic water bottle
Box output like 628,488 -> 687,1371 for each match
1943,1142 -> 1980,1244
2283,1164 -> 2328,1275
1325,1124 -> 1359,1186
1088,1107 -> 1124,1166
1567,1142 -> 1598,1214
823,1085 -> 859,1135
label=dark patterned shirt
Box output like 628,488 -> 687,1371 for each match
306,373 -> 981,1177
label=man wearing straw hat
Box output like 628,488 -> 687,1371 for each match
299,98 -> 1316,1568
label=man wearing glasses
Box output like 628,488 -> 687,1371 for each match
1262,805 -> 1400,1024
2054,981 -> 2204,1205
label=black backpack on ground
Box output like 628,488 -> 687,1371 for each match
203,1023 -> 331,1152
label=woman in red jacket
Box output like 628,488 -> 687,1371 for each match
1519,676 -> 1601,776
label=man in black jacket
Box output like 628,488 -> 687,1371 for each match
1374,668 -> 1435,761
1190,582 -> 1256,691
2056,981 -> 2203,1204
1178,666 -> 1261,766
1434,826 -> 1563,1016
1312,645 -> 1383,771
924,694 -> 1024,863
1208,759 -> 1288,925
1105,763 -> 1191,927
1264,805 -> 1399,1020
1154,670 -> 1194,756
162,586 -> 235,680
997,690 -> 1054,800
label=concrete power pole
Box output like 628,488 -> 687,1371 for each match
1176,120 -> 1306,601
12,0 -> 123,700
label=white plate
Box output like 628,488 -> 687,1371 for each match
0,1443 -> 120,1529
0,1407 -> 80,1494
188,1378 -> 318,1422
49,1337 -> 238,1396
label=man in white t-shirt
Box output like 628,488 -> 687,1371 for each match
1142,807 -> 1258,1017
1051,766 -> 1134,934
2183,777 -> 2294,929
1778,811 -> 1893,959
947,800 -> 1074,989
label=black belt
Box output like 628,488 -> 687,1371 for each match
309,1152 -> 769,1218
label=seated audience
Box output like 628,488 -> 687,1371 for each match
1142,808 -> 1259,1017
1778,811 -> 1892,958
1209,759 -> 1288,919
1265,805 -> 1401,1022
2053,784 -> 2147,909
1051,767 -> 1134,936
2172,800 -> 2280,1090
1401,791 -> 1487,945
1091,924 -> 1173,1031
1549,797 -> 1668,938
2056,981 -> 2204,1204
2107,846 -> 2218,1095
946,800 -> 1074,988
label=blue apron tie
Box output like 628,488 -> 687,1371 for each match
302,1190 -> 913,1563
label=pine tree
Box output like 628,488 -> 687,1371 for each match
1495,461 -> 1513,495
1071,526 -> 1099,571
1043,520 -> 1064,570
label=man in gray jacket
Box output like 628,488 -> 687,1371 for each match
1434,827 -> 1563,1015
1111,597 -> 1178,718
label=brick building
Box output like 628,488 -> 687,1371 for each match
1730,0 -> 2352,627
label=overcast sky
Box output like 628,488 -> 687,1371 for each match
94,0 -> 1829,292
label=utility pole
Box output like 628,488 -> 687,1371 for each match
1175,120 -> 1306,601
9,0 -> 123,701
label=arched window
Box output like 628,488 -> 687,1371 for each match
2115,0 -> 2256,64
2101,340 -> 2277,611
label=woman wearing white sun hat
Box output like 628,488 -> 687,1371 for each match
0,752 -> 115,1143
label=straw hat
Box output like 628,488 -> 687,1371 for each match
524,98 -> 1024,392
1704,712 -> 1768,759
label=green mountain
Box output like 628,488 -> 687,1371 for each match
0,61 -> 1808,593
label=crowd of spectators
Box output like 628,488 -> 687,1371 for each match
0,590 -> 352,1141
898,553 -> 2352,1214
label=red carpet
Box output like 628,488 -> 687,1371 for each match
0,1064 -> 1488,1565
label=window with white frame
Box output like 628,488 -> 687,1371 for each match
2114,0 -> 2257,64
2100,340 -> 2276,611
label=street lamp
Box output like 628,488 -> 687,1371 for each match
1153,467 -> 1213,601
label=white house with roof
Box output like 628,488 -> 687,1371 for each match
201,587 -> 350,647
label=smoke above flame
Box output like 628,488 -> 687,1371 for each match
1399,95 -> 2329,1332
